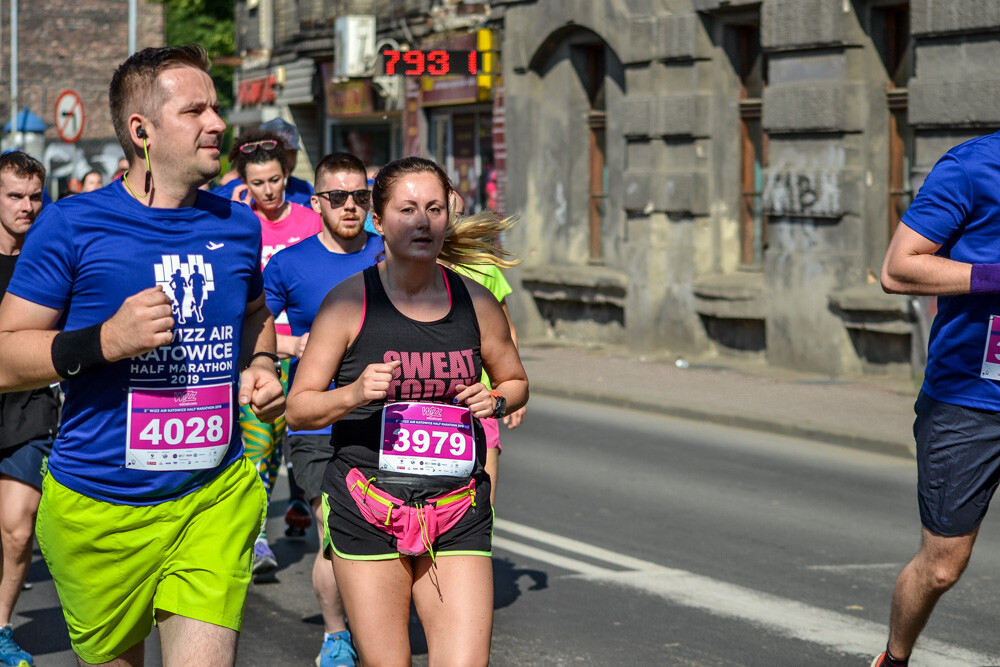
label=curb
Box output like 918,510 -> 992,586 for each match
531,382 -> 917,461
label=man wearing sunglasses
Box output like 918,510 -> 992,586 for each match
262,152 -> 382,667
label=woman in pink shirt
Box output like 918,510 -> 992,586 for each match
231,130 -> 322,269
230,129 -> 321,576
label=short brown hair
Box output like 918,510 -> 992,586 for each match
109,44 -> 211,160
315,152 -> 367,185
0,150 -> 45,184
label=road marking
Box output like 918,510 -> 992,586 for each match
807,563 -> 902,572
493,519 -> 999,666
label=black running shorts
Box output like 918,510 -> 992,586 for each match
914,391 -> 1000,536
323,460 -> 493,559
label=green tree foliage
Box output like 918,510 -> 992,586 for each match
156,0 -> 236,111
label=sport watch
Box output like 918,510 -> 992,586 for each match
490,390 -> 507,419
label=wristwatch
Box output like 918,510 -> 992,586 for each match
248,351 -> 281,373
490,390 -> 507,419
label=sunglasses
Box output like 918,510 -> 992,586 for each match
315,189 -> 371,208
239,139 -> 279,153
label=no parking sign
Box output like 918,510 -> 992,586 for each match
54,90 -> 85,143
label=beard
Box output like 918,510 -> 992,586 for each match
326,217 -> 363,240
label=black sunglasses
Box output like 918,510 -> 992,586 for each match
315,189 -> 371,208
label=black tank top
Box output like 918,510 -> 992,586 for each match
329,264 -> 485,471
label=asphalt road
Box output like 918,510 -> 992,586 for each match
14,395 -> 1000,666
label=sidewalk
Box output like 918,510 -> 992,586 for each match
518,341 -> 920,459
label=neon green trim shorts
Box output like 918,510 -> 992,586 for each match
35,456 -> 266,664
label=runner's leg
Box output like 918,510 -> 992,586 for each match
157,612 -> 238,667
0,475 -> 41,625
332,556 -> 412,666
76,639 -> 144,667
311,498 -> 347,634
411,554 -> 493,667
887,527 -> 977,659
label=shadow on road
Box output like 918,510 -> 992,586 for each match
493,556 -> 547,610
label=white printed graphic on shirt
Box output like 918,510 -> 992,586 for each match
154,254 -> 216,325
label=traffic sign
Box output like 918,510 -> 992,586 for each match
54,90 -> 84,143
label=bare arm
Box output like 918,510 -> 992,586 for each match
453,280 -> 529,420
238,292 -> 284,422
499,300 -> 526,428
0,296 -> 63,390
881,222 -> 971,296
276,331 -> 308,358
0,286 -> 175,391
286,276 -> 399,431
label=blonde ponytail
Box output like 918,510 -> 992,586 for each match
439,210 -> 520,269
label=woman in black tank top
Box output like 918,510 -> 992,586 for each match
287,157 -> 528,666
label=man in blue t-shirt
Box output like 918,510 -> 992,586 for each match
876,130 -> 1000,667
263,152 -> 381,666
0,45 -> 284,666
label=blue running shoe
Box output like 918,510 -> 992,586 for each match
316,630 -> 357,667
0,625 -> 32,667
252,538 -> 278,575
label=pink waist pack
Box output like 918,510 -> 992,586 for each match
345,467 -> 478,557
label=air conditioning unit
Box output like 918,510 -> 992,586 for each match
333,15 -> 376,78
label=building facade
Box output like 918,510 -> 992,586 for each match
0,0 -> 163,193
232,0 -> 499,194
236,0 -> 1000,378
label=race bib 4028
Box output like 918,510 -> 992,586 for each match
125,383 -> 233,470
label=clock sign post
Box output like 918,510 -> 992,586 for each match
380,49 -> 483,77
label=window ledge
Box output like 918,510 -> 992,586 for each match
693,272 -> 766,319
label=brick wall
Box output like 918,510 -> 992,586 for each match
0,0 -> 164,146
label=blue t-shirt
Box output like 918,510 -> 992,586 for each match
210,175 -> 314,206
902,130 -> 1000,410
8,181 -> 264,504
264,233 -> 384,434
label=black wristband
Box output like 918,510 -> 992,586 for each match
51,323 -> 109,379
246,351 -> 280,372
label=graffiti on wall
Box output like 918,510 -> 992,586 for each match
762,169 -> 842,218
43,142 -> 124,183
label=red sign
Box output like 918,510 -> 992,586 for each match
54,90 -> 85,143
237,75 -> 276,107
381,49 -> 481,77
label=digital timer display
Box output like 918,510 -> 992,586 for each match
381,49 -> 483,77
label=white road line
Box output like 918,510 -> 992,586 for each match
493,519 -> 1000,666
494,518 -> 662,571
492,537 -> 609,576
807,563 -> 902,572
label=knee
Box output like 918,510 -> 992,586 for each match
1,520 -> 36,555
926,560 -> 965,591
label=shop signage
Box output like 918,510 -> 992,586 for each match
237,75 -> 277,107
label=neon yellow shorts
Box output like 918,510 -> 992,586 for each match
35,456 -> 266,664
